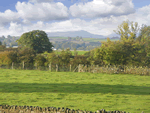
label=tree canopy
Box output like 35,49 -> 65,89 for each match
16,30 -> 54,54
113,19 -> 140,41
87,20 -> 150,67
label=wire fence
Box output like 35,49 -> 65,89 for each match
0,62 -> 79,72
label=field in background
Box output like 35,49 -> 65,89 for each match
49,37 -> 120,42
49,37 -> 68,39
82,38 -> 120,42
0,69 -> 149,113
54,50 -> 89,55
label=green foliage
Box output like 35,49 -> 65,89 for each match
113,19 -> 140,40
0,51 -> 12,66
7,51 -> 18,64
136,25 -> 150,57
16,30 -> 54,54
83,51 -> 90,57
84,20 -> 148,68
86,48 -> 103,65
70,55 -> 90,67
45,52 -> 60,66
0,41 -> 2,45
88,34 -> 149,67
59,48 -> 72,65
0,45 -> 6,50
34,54 -> 47,67
16,47 -> 37,68
73,48 -> 78,56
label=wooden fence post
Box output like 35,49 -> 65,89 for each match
49,62 -> 51,72
78,64 -> 80,72
12,62 -> 14,69
70,64 -> 71,72
23,61 -> 24,69
35,62 -> 37,70
56,64 -> 58,72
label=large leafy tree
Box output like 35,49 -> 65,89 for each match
88,20 -> 149,67
136,25 -> 150,57
135,25 -> 150,67
16,30 -> 54,54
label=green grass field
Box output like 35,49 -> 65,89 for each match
0,69 -> 150,113
54,50 -> 89,55
49,37 -> 68,39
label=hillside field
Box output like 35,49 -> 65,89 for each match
0,69 -> 150,113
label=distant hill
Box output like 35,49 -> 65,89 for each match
46,30 -> 106,38
1,30 -> 120,39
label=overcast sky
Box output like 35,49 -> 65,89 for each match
0,0 -> 150,37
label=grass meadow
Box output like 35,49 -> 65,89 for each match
0,69 -> 150,113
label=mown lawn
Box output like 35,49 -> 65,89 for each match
0,69 -> 150,113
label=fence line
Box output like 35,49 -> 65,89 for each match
0,62 -> 150,75
0,61 -> 79,72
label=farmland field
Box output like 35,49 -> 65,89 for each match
48,37 -> 120,42
54,50 -> 89,55
0,69 -> 150,113
82,38 -> 120,42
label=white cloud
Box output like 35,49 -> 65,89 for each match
0,9 -> 20,26
16,1 -> 69,22
135,4 -> 150,26
69,0 -> 135,18
0,0 -> 150,38
29,0 -> 54,3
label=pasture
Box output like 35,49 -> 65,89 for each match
0,69 -> 150,113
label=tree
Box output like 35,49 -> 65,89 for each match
0,41 -> 2,45
45,52 -> 60,66
16,30 -> 54,54
16,46 -> 37,68
74,48 -> 78,56
113,19 -> 140,41
0,51 -> 12,66
59,48 -> 72,65
136,25 -> 150,57
135,25 -> 150,67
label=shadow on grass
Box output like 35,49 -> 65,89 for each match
0,83 -> 150,95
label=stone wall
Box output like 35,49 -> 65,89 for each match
0,105 -> 145,113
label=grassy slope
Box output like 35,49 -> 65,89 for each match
0,69 -> 150,113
